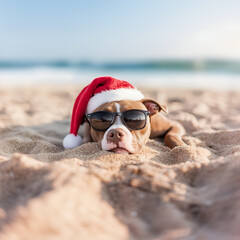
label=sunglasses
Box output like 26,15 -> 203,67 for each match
86,109 -> 150,131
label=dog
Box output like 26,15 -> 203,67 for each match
82,99 -> 186,154
63,76 -> 186,153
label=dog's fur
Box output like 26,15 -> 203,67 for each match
81,99 -> 186,153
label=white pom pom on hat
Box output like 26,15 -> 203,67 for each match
63,76 -> 144,149
63,134 -> 82,149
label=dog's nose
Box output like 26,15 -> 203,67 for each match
107,129 -> 125,143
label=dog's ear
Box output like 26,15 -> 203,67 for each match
141,99 -> 168,115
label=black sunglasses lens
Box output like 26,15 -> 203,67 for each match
123,110 -> 146,130
90,112 -> 113,130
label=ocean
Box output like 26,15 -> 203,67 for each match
0,60 -> 240,90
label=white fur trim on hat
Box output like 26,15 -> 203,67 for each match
63,134 -> 82,149
86,88 -> 144,114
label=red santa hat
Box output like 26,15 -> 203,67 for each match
63,76 -> 144,149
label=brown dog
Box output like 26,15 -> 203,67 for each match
63,76 -> 186,153
81,99 -> 185,154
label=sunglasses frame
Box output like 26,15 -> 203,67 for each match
86,109 -> 150,131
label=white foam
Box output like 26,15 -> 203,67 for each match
0,67 -> 239,90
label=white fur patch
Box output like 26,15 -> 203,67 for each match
86,88 -> 144,114
101,103 -> 135,153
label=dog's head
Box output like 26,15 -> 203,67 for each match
63,76 -> 168,152
86,99 -> 167,154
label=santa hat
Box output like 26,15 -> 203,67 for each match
63,76 -> 144,149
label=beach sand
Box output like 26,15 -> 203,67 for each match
0,85 -> 239,240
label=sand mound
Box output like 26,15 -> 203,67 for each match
0,86 -> 239,240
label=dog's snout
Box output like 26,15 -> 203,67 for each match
107,129 -> 125,143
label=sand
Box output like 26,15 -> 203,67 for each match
0,85 -> 239,240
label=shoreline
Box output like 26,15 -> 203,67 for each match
0,83 -> 240,93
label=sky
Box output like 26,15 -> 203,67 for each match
0,0 -> 240,61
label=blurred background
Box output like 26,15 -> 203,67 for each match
0,0 -> 240,89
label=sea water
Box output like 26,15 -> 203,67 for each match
0,60 -> 239,90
